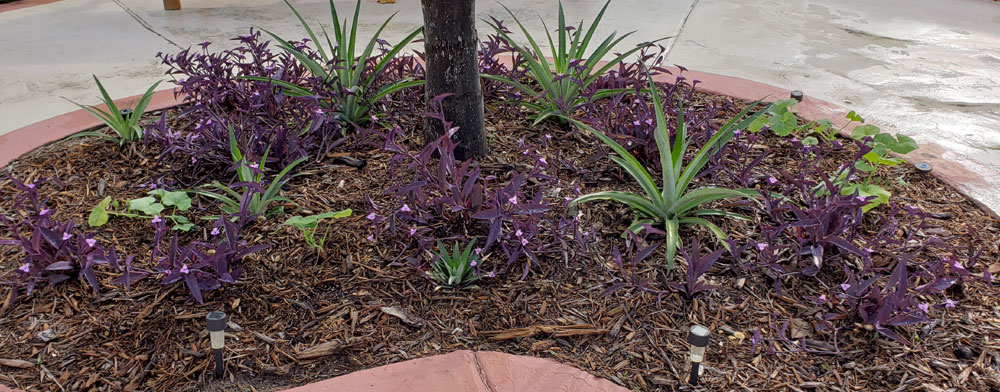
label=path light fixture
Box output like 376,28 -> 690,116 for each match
119,108 -> 133,121
687,325 -> 710,386
790,90 -> 804,102
206,311 -> 227,379
914,162 -> 932,174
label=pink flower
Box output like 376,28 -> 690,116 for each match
62,233 -> 72,241
767,177 -> 778,185
633,120 -> 641,126
757,243 -> 768,251
85,238 -> 97,248
210,227 -> 220,236
520,237 -> 529,246
508,195 -> 518,205
366,212 -> 377,220
18,263 -> 30,274
180,264 -> 189,274
409,228 -> 417,236
515,230 -> 523,237
818,295 -> 827,302
918,303 -> 930,314
152,216 -> 162,224
400,204 -> 411,213
944,299 -> 957,308
544,134 -> 552,140
474,248 -> 482,255
840,283 -> 851,291
470,260 -> 478,267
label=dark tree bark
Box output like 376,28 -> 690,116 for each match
421,0 -> 487,160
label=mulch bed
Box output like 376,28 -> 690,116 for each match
1,89 -> 998,392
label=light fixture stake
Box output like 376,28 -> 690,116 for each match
206,311 -> 227,379
687,325 -> 710,386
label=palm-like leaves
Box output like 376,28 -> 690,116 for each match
571,71 -> 769,270
484,0 -> 663,125
64,76 -> 161,145
255,0 -> 424,124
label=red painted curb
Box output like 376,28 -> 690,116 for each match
277,350 -> 628,392
0,0 -> 63,13
0,88 -> 183,168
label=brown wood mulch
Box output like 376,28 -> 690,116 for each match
1,91 -> 999,392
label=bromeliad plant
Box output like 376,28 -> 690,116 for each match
258,0 -> 424,125
485,0 -> 661,125
283,209 -> 352,250
571,72 -> 768,270
191,127 -> 305,218
429,239 -> 481,289
64,76 -> 161,145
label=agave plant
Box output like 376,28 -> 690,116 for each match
571,71 -> 769,270
64,76 -> 161,145
429,239 -> 481,289
254,0 -> 424,125
484,0 -> 663,125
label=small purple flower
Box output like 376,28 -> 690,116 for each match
733,129 -> 742,135
918,303 -> 930,314
62,232 -> 72,241
952,260 -> 965,271
818,294 -> 827,302
409,228 -> 417,236
544,134 -> 552,140
164,269 -> 172,275
191,156 -> 197,164
757,243 -> 768,251
249,163 -> 259,170
367,234 -> 375,242
644,118 -> 653,126
632,120 -> 641,126
366,212 -> 376,220
539,157 -> 547,165
40,208 -> 50,215
470,260 -> 478,267
371,115 -> 378,121
474,248 -> 482,255
26,183 -> 35,189
487,271 -> 496,278
85,238 -> 97,248
152,216 -> 162,224
18,263 -> 30,274
515,230 -> 523,237
210,227 -> 220,236
855,196 -> 867,202
195,121 -> 203,130
520,237 -> 529,246
400,204 -> 411,213
944,299 -> 957,308
180,264 -> 189,274
767,177 -> 778,185
840,283 -> 851,291
508,195 -> 518,205
314,108 -> 324,115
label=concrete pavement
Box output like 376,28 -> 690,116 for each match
0,0 -> 998,213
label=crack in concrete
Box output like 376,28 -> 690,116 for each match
663,0 -> 700,61
112,0 -> 183,50
471,353 -> 497,392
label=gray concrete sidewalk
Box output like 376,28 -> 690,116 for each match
0,0 -> 998,213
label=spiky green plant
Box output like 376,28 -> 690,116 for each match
251,0 -> 423,124
571,71 -> 769,271
64,76 -> 161,145
484,0 -> 663,125
429,239 -> 481,289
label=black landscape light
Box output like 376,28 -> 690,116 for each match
687,325 -> 710,386
119,108 -> 133,121
206,311 -> 227,379
790,90 -> 804,102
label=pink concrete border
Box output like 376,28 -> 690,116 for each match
0,88 -> 183,168
0,0 -> 63,13
278,350 -> 627,392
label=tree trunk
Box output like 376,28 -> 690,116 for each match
421,0 -> 487,160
